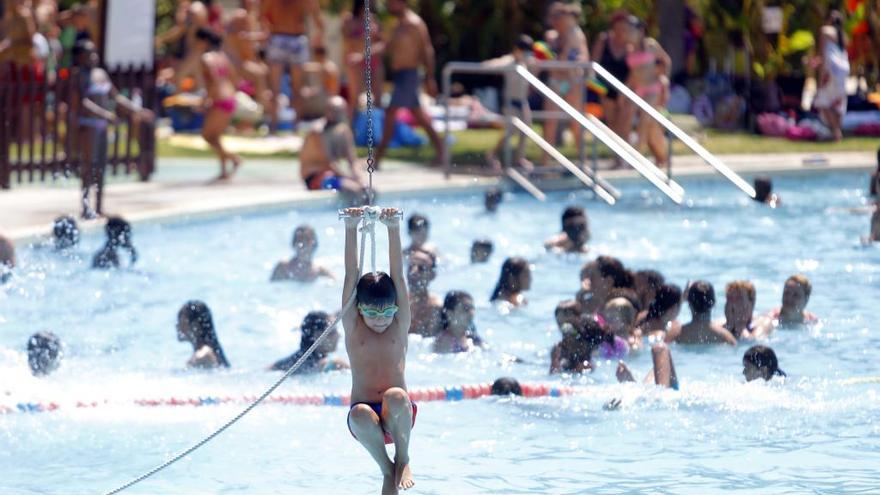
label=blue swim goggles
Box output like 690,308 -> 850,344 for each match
358,304 -> 399,318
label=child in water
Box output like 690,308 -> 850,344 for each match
341,206 -> 415,494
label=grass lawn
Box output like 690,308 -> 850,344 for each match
154,127 -> 879,165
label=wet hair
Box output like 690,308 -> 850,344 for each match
786,274 -> 812,300
53,216 -> 80,250
299,311 -> 332,350
515,34 -> 534,52
179,300 -> 230,367
561,206 -> 586,226
647,284 -> 682,321
606,287 -> 642,313
407,213 -> 429,232
292,225 -> 317,250
754,176 -> 773,203
490,257 -> 529,301
356,271 -> 397,307
196,27 -> 223,49
471,238 -> 493,256
555,299 -> 581,320
577,316 -> 612,348
687,280 -> 716,314
440,290 -> 474,331
105,216 -> 137,263
485,188 -> 503,212
27,332 -> 63,376
743,345 -> 786,379
596,256 -> 633,288
726,280 -> 756,305
634,270 -> 666,306
491,377 -> 522,396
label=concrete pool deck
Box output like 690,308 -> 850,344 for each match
1,150 -> 876,242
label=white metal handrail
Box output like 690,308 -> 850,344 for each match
591,62 -> 756,198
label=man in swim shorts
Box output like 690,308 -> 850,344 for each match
374,0 -> 444,169
260,0 -> 324,131
299,96 -> 367,199
341,207 -> 416,493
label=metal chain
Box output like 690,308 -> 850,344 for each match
363,0 -> 375,206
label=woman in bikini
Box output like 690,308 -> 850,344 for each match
592,11 -> 636,167
541,2 -> 589,167
196,28 -> 242,181
625,17 -> 671,168
341,0 -> 384,118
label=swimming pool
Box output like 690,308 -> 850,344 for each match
2,171 -> 879,494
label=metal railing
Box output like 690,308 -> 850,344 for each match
441,60 -> 684,204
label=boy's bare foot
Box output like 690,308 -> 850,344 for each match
395,459 -> 414,490
616,361 -> 636,383
382,473 -> 398,495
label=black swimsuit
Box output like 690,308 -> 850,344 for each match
599,36 -> 629,99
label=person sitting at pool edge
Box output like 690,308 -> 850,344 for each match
407,250 -> 442,337
470,238 -> 493,264
299,96 -> 368,200
271,225 -> 334,282
269,311 -> 349,373
638,283 -> 682,342
722,280 -> 759,340
491,257 -> 531,307
28,332 -> 63,376
0,233 -> 15,284
545,206 -> 590,254
484,188 -> 503,213
758,274 -> 818,331
92,217 -> 137,269
403,213 -> 437,257
753,176 -> 780,208
742,345 -> 786,381
53,216 -> 80,251
176,300 -> 231,369
667,281 -> 736,345
340,206 -> 416,493
433,291 -> 482,353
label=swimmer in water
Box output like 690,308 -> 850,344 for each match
578,256 -> 632,314
484,188 -> 503,213
407,250 -> 442,337
550,316 -> 608,374
544,206 -> 590,254
490,257 -> 531,307
756,274 -> 818,332
52,216 -> 80,251
176,300 -> 231,369
271,225 -> 334,282
753,176 -> 781,208
491,377 -> 523,396
470,238 -> 493,264
667,281 -> 736,345
633,269 -> 665,324
340,206 -> 415,493
92,217 -> 137,269
0,233 -> 14,284
269,311 -> 349,373
433,291 -> 482,353
614,342 -> 679,389
722,280 -> 759,340
601,289 -> 643,351
27,332 -> 63,376
403,213 -> 438,258
742,345 -> 786,381
638,283 -> 683,342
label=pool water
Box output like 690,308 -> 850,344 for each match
2,172 -> 879,494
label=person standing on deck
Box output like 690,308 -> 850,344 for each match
373,0 -> 444,169
260,0 -> 324,131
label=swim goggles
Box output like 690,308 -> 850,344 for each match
358,304 -> 399,318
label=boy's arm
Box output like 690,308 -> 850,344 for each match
381,209 -> 411,333
342,208 -> 363,314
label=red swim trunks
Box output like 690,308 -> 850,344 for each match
347,401 -> 418,445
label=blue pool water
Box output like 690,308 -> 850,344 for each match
2,172 -> 879,494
